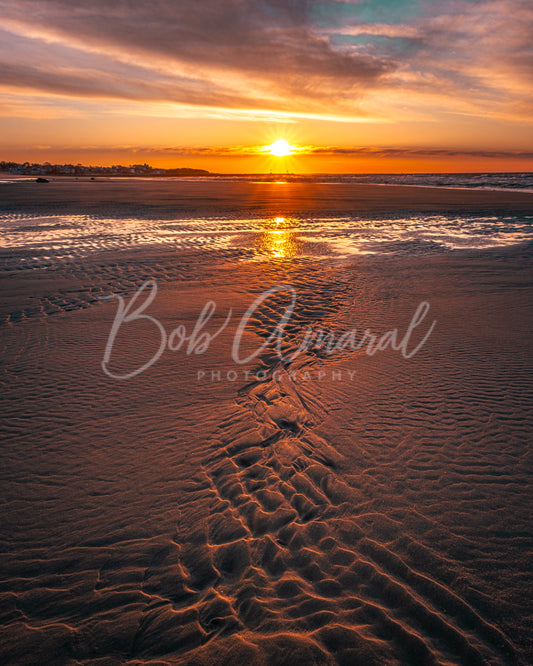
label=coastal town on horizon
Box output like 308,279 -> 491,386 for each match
3,160 -> 533,180
0,160 -> 210,178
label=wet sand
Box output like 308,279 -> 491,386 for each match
0,183 -> 532,665
1,177 -> 533,219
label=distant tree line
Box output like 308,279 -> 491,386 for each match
0,161 -> 210,177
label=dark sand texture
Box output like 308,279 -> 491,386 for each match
1,178 -> 533,219
1,181 -> 532,664
1,238 -> 532,664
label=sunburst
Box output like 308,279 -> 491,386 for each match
268,139 -> 292,157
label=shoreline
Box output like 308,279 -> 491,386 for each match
2,172 -> 533,194
1,179 -> 532,219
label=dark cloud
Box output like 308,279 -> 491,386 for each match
305,146 -> 533,158
0,60 -> 277,109
0,0 -> 395,95
0,0 -> 532,120
91,145 -> 533,159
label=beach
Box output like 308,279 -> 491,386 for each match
0,179 -> 532,665
2,177 -> 533,219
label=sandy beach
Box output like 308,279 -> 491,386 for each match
2,178 -> 533,219
0,181 -> 532,665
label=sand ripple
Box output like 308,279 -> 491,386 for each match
0,213 -> 531,274
0,245 -> 531,664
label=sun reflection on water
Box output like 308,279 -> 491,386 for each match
257,217 -> 298,259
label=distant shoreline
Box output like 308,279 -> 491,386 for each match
2,171 -> 533,194
1,177 -> 532,220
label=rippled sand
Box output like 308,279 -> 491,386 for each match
1,211 -> 532,272
0,181 -> 532,665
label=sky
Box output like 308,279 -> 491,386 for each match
0,0 -> 532,173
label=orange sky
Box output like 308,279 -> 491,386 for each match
1,0 -> 532,173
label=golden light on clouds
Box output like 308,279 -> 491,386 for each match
0,0 -> 532,172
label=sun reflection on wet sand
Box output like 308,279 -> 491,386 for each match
1,211 -> 531,271
257,217 -> 298,258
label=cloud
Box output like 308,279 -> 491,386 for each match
326,23 -> 420,39
324,0 -> 533,119
0,59 -> 268,109
56,144 -> 533,160
0,0 -> 395,109
302,146 -> 533,158
0,0 -> 531,123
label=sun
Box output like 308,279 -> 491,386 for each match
269,139 -> 292,157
